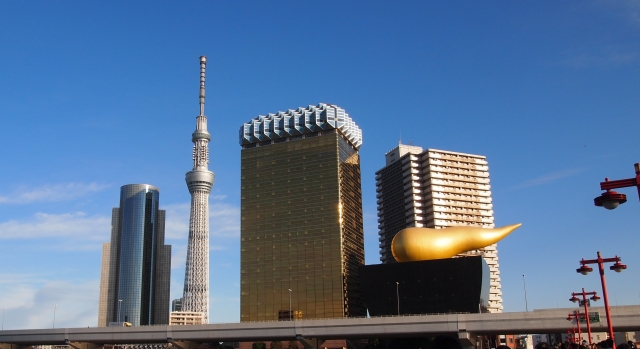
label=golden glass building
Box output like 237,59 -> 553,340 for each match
239,103 -> 365,321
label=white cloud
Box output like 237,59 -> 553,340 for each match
595,0 -> 640,25
0,212 -> 110,241
209,202 -> 240,237
0,279 -> 99,329
169,242 -> 230,271
559,49 -> 639,69
512,168 -> 586,189
0,183 -> 110,204
171,244 -> 187,270
164,201 -> 240,240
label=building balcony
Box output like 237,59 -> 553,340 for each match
404,195 -> 422,203
431,186 -> 489,197
426,172 -> 491,184
431,211 -> 493,220
427,159 -> 489,171
431,206 -> 494,216
427,178 -> 491,190
431,199 -> 493,210
428,165 -> 490,177
427,152 -> 488,165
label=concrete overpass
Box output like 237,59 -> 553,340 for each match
1,306 -> 639,349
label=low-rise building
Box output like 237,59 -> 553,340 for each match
169,311 -> 204,326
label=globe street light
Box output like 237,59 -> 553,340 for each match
576,252 -> 626,349
569,288 -> 600,345
593,163 -> 640,210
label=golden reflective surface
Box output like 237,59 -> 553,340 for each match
391,223 -> 521,262
240,132 -> 365,321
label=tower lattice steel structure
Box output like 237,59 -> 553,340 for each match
182,56 -> 215,323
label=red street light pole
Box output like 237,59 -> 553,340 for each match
570,288 -> 600,345
593,163 -> 640,210
566,328 -> 576,344
577,252 -> 627,349
566,310 -> 583,343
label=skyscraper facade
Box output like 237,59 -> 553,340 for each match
182,56 -> 215,323
375,144 -> 503,312
239,103 -> 365,321
171,298 -> 183,312
98,184 -> 171,326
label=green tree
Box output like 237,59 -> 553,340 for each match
252,342 -> 266,349
269,341 -> 282,349
286,341 -> 298,349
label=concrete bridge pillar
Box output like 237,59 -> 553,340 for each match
68,342 -> 103,349
295,336 -> 325,349
458,331 -> 479,349
169,340 -> 202,349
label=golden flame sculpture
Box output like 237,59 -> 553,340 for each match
391,223 -> 522,262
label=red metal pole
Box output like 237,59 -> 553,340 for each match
575,310 -> 583,343
635,160 -> 640,202
636,170 -> 640,203
597,251 -> 616,349
582,288 -> 593,345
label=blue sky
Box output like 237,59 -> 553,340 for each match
1,1 -> 640,329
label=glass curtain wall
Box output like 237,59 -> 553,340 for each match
115,184 -> 159,326
240,132 -> 365,321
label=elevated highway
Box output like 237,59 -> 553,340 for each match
1,306 -> 639,349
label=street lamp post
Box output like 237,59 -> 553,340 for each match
593,163 -> 640,210
566,310 -> 583,343
576,252 -> 627,349
118,299 -> 122,325
288,289 -> 292,321
522,274 -> 529,312
53,304 -> 57,329
395,282 -> 400,316
570,288 -> 600,345
2,307 -> 5,331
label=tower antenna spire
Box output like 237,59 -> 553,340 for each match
199,56 -> 206,117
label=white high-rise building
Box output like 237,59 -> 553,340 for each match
375,144 -> 503,312
182,56 -> 215,323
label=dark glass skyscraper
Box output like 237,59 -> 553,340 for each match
98,184 -> 171,326
239,104 -> 365,321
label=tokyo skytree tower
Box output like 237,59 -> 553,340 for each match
182,56 -> 215,323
